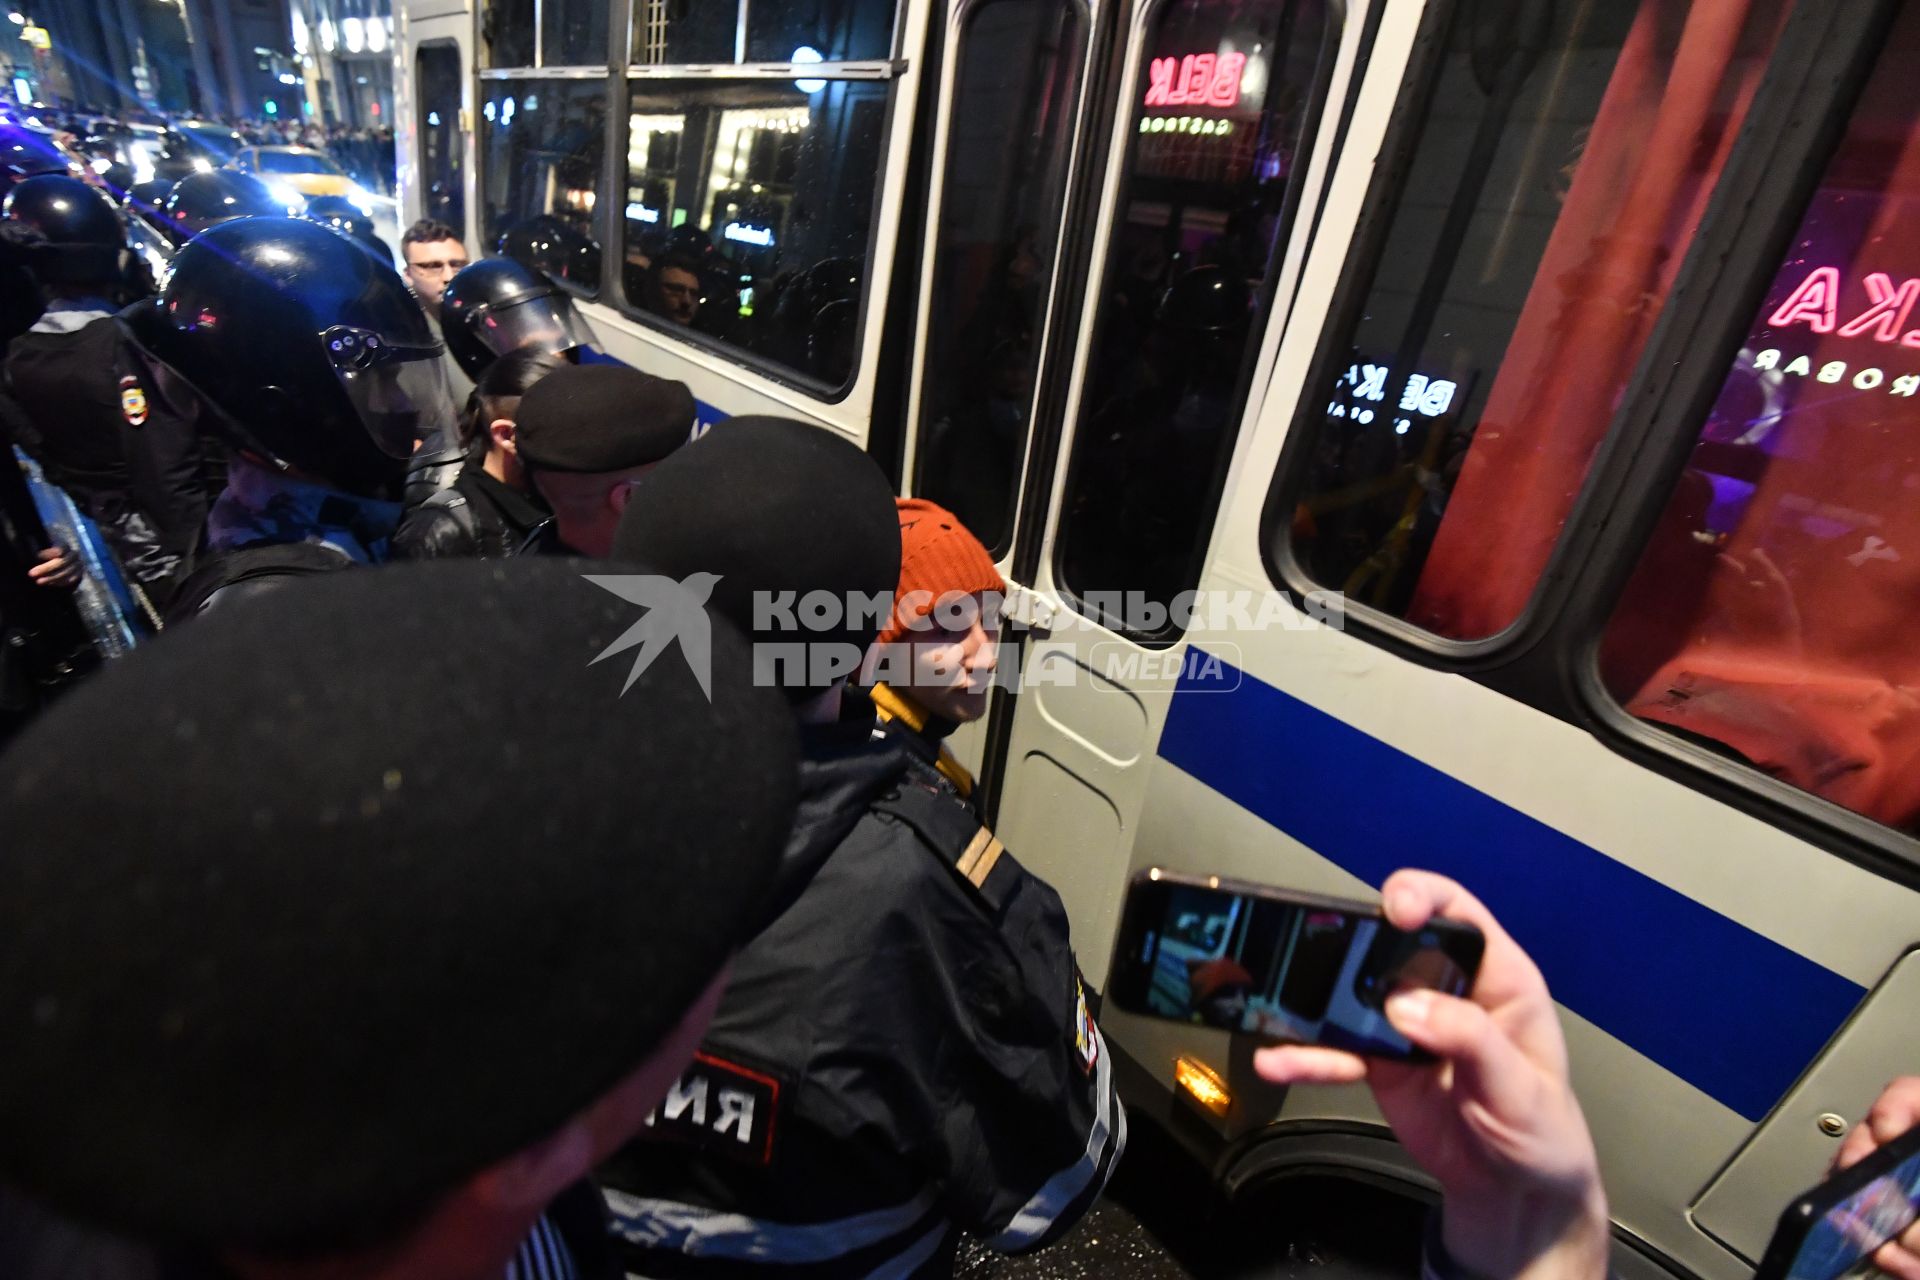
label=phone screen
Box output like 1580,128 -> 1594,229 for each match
1780,1147 -> 1920,1280
1110,875 -> 1483,1060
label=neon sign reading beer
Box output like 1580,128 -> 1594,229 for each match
1144,52 -> 1246,110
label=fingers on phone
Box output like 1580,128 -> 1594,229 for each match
1253,1045 -> 1368,1086
1873,1240 -> 1920,1280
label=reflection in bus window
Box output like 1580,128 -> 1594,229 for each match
544,0 -> 610,65
480,81 -> 606,292
415,44 -> 465,235
481,0 -> 534,66
630,0 -> 895,66
1286,1 -> 1786,637
914,0 -> 1087,556
621,80 -> 887,389
1056,0 -> 1331,635
1600,4 -> 1920,833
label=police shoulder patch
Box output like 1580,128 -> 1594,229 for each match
1074,978 -> 1099,1076
118,375 -> 149,427
641,1051 -> 784,1167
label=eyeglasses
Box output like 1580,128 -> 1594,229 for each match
407,258 -> 469,275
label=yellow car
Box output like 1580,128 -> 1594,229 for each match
229,145 -> 374,214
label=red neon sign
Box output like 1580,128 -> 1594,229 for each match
1769,266 -> 1920,346
1144,51 -> 1246,110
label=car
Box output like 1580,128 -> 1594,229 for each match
229,145 -> 373,215
152,120 -> 242,184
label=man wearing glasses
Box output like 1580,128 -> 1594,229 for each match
401,218 -> 474,397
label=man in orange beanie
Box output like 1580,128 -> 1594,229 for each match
863,497 -> 1006,800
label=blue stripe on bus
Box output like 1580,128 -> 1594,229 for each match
1156,655 -> 1865,1123
572,347 -> 729,433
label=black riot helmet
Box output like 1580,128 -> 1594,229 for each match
303,194 -> 393,259
0,125 -> 68,201
135,217 -> 452,497
3,174 -> 125,284
439,256 -> 596,380
496,214 -> 599,290
162,170 -> 282,241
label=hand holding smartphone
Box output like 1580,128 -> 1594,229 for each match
1107,869 -> 1485,1062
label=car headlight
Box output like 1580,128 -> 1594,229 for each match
191,157 -> 212,173
346,183 -> 374,214
266,180 -> 303,212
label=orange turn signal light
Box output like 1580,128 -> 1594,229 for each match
1174,1054 -> 1232,1118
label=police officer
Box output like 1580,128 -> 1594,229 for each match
2,174 -> 211,611
602,418 -> 1125,1278
127,216 -> 457,616
0,559 -> 800,1280
158,169 -> 282,245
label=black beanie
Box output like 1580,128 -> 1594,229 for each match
514,363 -> 698,473
611,416 -> 901,703
0,558 -> 797,1250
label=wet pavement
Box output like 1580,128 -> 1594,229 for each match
956,1201 -> 1199,1280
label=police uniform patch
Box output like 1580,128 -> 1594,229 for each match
1074,978 -> 1098,1075
641,1051 -> 783,1167
119,376 -> 149,427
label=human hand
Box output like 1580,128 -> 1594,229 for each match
1835,1077 -> 1920,1280
28,547 -> 80,591
1254,870 -> 1608,1280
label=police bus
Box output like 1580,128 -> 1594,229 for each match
391,0 -> 1920,1274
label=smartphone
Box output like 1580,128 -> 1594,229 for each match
1753,1122 -> 1920,1280
1107,869 -> 1485,1062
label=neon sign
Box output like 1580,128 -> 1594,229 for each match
1329,361 -> 1462,435
1144,52 -> 1246,110
1139,116 -> 1234,137
1751,348 -> 1919,398
1767,267 -> 1920,346
723,222 -> 774,248
626,202 -> 660,224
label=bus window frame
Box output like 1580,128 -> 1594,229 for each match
473,67 -> 614,300
601,60 -> 905,404
901,0 -> 1097,555
1254,0 -> 1920,883
1045,0 -> 1347,649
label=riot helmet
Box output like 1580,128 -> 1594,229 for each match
134,217 -> 452,498
303,195 -> 393,260
439,256 -> 596,380
496,214 -> 599,290
0,124 -> 68,200
162,170 -> 282,242
3,174 -> 125,284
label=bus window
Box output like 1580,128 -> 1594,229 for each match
415,43 -> 465,236
743,0 -> 895,63
630,0 -> 895,66
1055,0 -> 1332,638
619,79 -> 887,392
481,0 -> 535,67
544,0 -> 611,66
1599,4 -> 1920,834
913,0 -> 1087,556
1284,1 -> 1787,639
480,81 -> 606,293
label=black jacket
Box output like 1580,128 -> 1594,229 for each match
392,460 -> 551,561
3,309 -> 216,608
598,724 -> 1124,1278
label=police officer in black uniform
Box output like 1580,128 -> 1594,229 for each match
157,169 -> 282,246
603,418 -> 1125,1278
128,216 -> 457,617
2,174 -> 211,611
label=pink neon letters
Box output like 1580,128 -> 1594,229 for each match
1144,51 -> 1246,109
1769,266 -> 1920,347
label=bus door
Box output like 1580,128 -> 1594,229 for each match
902,0 -> 1385,984
401,22 -> 470,237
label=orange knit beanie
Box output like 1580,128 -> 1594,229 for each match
879,498 -> 1004,645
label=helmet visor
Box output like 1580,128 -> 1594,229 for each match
323,325 -> 454,459
476,294 -> 598,361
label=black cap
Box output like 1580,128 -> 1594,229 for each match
514,363 -> 697,474
0,558 -> 797,1249
612,416 -> 900,702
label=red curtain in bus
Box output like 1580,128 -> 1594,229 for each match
1404,0 -> 1776,639
1601,47 -> 1920,830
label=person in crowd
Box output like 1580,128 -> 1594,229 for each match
0,558 -> 799,1280
513,363 -> 696,558
1186,956 -> 1259,1030
1255,870 -> 1610,1280
600,417 -> 1123,1278
2,174 -> 211,610
393,346 -> 560,559
859,497 -> 1003,802
438,255 -> 597,385
125,217 -> 455,617
399,217 -> 472,389
646,252 -> 705,327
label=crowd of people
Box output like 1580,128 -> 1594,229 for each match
0,125 -> 1916,1280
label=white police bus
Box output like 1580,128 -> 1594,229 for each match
392,0 -> 1920,1273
